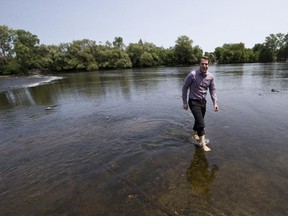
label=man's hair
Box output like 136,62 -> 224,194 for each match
200,56 -> 209,61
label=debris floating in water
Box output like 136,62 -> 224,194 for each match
271,89 -> 279,92
45,105 -> 57,110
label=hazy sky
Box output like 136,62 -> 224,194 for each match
1,0 -> 287,52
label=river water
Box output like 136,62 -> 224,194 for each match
0,63 -> 288,215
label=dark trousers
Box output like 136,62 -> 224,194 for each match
188,98 -> 206,136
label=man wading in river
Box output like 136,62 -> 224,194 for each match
182,56 -> 219,152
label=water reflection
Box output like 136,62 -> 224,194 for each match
186,147 -> 219,199
1,63 -> 288,111
0,67 -> 197,109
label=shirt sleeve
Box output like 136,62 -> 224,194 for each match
209,77 -> 218,105
182,72 -> 193,104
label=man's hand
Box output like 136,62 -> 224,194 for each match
183,103 -> 189,110
214,104 -> 219,112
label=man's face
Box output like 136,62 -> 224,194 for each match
200,59 -> 209,74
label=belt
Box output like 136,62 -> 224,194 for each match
191,98 -> 206,103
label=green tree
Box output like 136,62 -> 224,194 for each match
174,35 -> 194,65
264,33 -> 285,61
108,48 -> 132,69
113,36 -> 125,50
65,39 -> 98,71
205,52 -> 216,64
127,41 -> 163,67
258,46 -> 273,62
0,25 -> 13,58
94,45 -> 132,69
276,33 -> 288,62
164,47 -> 176,65
126,42 -> 144,67
253,43 -> 273,63
0,25 -> 14,74
12,29 -> 41,73
47,43 -> 70,71
244,48 -> 256,63
37,44 -> 52,70
214,43 -> 254,63
214,47 -> 225,63
139,51 -> 155,67
192,45 -> 203,64
156,47 -> 174,66
252,43 -> 263,61
143,42 -> 161,66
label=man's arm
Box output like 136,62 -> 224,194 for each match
182,73 -> 193,110
209,77 -> 218,112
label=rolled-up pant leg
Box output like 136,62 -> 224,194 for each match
188,99 -> 206,136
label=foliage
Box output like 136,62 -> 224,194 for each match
95,45 -> 132,69
251,33 -> 288,63
1,24 -> 287,75
214,43 -> 256,64
0,25 -> 13,58
126,41 -> 162,67
205,52 -> 216,63
0,26 -> 42,74
173,36 -> 203,65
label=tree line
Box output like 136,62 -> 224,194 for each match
0,25 -> 287,75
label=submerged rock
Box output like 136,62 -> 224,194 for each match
45,104 -> 57,110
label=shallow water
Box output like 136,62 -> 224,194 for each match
0,63 -> 288,215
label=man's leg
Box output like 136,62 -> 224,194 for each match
193,130 -> 199,140
189,100 -> 205,137
189,100 -> 211,151
199,135 -> 211,151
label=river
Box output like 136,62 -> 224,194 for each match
0,63 -> 288,215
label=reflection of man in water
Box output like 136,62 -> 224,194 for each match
186,147 -> 218,199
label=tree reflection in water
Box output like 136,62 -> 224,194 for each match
186,147 -> 219,199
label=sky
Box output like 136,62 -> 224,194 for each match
1,0 -> 287,53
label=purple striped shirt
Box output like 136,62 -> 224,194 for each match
182,69 -> 217,105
